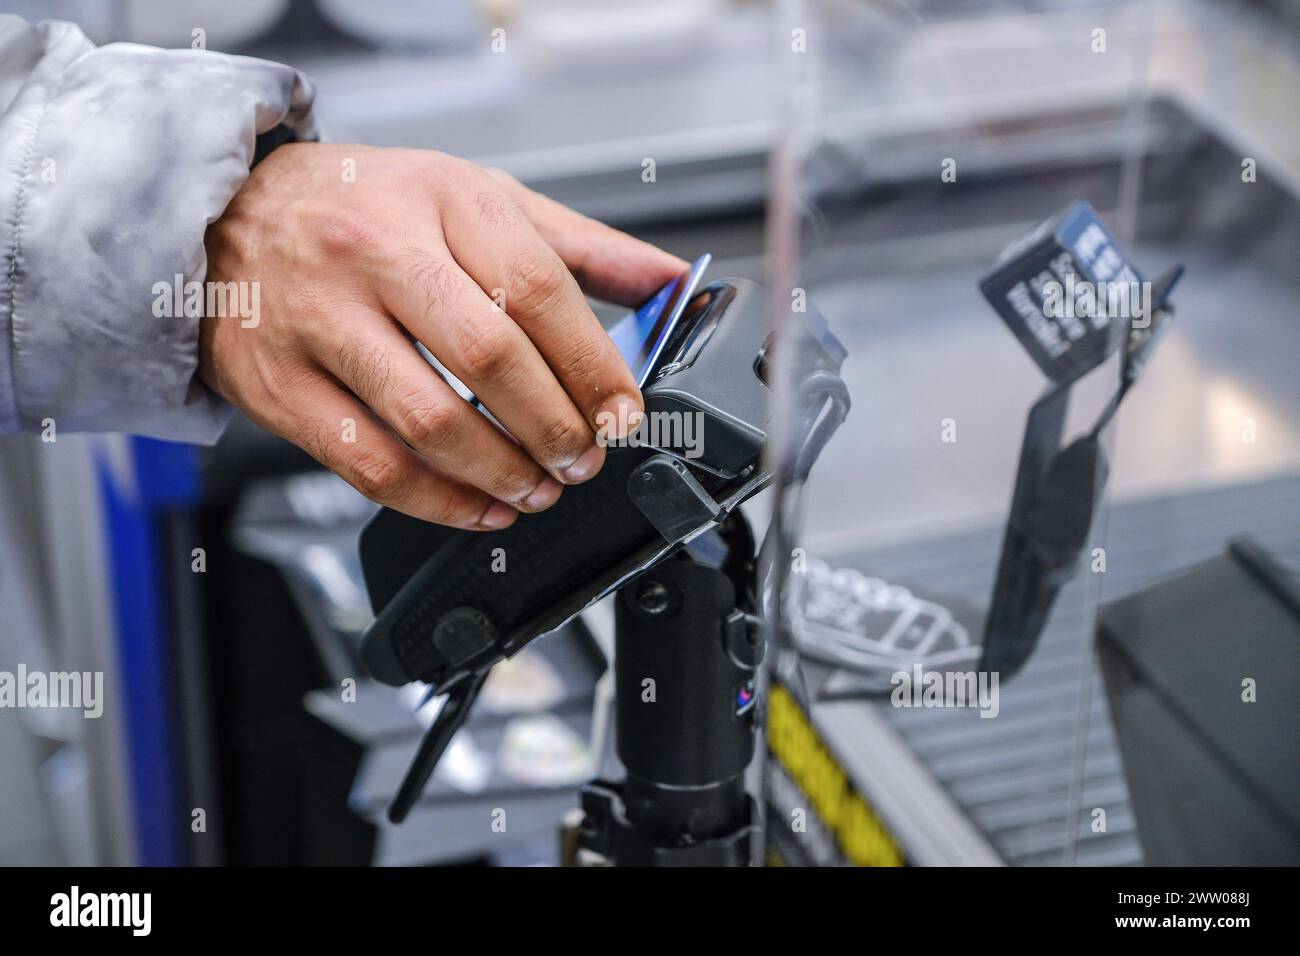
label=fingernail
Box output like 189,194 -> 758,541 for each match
479,500 -> 517,530
594,391 -> 644,442
562,444 -> 604,483
523,477 -> 562,511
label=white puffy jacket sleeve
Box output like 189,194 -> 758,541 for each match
0,15 -> 316,443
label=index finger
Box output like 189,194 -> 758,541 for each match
438,169 -> 643,439
487,167 -> 688,306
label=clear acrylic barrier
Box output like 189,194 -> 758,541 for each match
762,0 -> 1300,866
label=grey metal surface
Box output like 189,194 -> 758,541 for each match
822,472 -> 1300,866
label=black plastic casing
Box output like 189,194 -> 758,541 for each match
359,278 -> 772,689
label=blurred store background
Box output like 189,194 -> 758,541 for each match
1,0 -> 1297,866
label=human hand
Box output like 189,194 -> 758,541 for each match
200,143 -> 686,530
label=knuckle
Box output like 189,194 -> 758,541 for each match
491,460 -> 543,503
313,204 -> 381,258
473,187 -> 523,230
417,152 -> 473,198
349,449 -> 408,503
558,336 -> 608,389
505,250 -> 564,313
397,392 -> 459,452
534,414 -> 591,464
252,349 -> 315,407
456,321 -> 518,381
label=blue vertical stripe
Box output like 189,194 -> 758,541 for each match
98,436 -> 200,865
